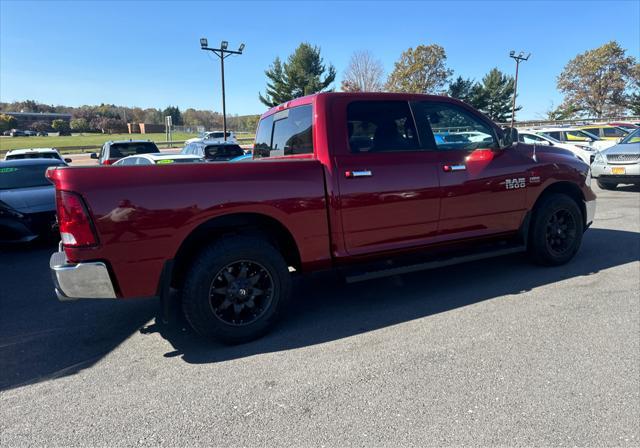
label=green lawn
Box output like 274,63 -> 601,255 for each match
0,132 -> 198,155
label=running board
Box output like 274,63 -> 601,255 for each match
344,245 -> 526,284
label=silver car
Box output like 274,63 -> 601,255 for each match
591,128 -> 640,190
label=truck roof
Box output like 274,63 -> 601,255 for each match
260,92 -> 471,119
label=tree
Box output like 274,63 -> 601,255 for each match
70,118 -> 90,132
259,43 -> 336,107
51,119 -> 71,135
31,121 -> 50,132
162,106 -> 183,125
91,117 -> 125,134
341,50 -> 384,92
628,63 -> 640,115
0,114 -> 17,132
474,68 -> 519,122
385,44 -> 452,94
557,41 -> 637,117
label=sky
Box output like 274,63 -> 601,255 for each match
1,0 -> 639,120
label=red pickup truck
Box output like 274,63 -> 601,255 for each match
47,92 -> 596,343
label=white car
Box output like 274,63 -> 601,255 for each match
591,128 -> 640,190
517,131 -> 594,164
184,131 -> 237,145
4,148 -> 71,163
532,127 -> 615,151
112,153 -> 204,166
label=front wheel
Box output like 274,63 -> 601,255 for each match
597,179 -> 618,190
182,236 -> 292,344
528,193 -> 584,266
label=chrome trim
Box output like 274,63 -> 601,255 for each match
449,165 -> 466,171
50,250 -> 116,301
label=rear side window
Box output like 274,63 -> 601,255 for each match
347,101 -> 419,153
254,105 -> 313,158
109,142 -> 159,158
545,131 -> 562,140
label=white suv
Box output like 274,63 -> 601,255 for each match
4,148 -> 71,163
517,131 -> 594,164
185,131 -> 237,145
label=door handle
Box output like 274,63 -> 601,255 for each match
345,170 -> 372,178
443,164 -> 466,172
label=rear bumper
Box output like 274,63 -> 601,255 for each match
50,247 -> 116,301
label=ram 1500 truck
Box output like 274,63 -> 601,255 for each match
47,92 -> 596,343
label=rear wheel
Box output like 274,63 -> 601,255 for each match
597,179 -> 618,190
528,193 -> 583,266
182,236 -> 291,344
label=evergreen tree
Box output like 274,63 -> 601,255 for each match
259,43 -> 336,107
476,68 -> 519,122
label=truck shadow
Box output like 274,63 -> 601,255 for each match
148,227 -> 640,364
0,240 -> 157,391
0,227 -> 637,391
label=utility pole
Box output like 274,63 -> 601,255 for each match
509,50 -> 530,128
200,38 -> 245,141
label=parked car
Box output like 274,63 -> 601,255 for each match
576,124 -> 629,141
36,131 -> 49,137
181,141 -> 245,161
0,158 -> 67,243
533,127 -> 615,151
608,122 -> 638,132
47,92 -> 595,344
113,153 -> 204,166
591,128 -> 640,190
517,131 -> 594,164
185,131 -> 237,145
23,130 -> 38,137
90,140 -> 160,165
4,148 -> 71,163
10,130 -> 27,137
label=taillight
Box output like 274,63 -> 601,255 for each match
56,191 -> 97,247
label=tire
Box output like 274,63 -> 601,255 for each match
182,236 -> 292,344
597,179 -> 617,190
528,193 -> 584,266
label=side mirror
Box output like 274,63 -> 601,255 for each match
90,153 -> 98,159
585,137 -> 594,143
64,158 -> 72,163
499,127 -> 518,149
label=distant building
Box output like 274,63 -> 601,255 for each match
3,111 -> 72,129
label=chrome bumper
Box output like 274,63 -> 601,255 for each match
50,248 -> 116,301
585,199 -> 596,227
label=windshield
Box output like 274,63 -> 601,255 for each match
620,128 -> 640,144
110,142 -> 159,158
0,163 -> 62,189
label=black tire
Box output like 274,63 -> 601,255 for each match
528,193 -> 584,266
182,236 -> 292,344
597,179 -> 618,190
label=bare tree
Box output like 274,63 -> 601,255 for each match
341,50 -> 385,92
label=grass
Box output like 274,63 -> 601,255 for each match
0,132 -> 256,155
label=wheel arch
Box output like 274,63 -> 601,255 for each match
170,212 -> 301,290
530,181 -> 587,227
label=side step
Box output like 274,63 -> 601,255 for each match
344,245 -> 526,284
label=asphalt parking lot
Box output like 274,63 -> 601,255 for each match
0,184 -> 638,446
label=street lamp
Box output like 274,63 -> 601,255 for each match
509,50 -> 530,128
200,38 -> 245,141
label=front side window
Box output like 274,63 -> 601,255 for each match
545,131 -> 562,140
566,130 -> 596,141
347,101 -> 419,153
603,127 -> 627,137
412,102 -> 496,151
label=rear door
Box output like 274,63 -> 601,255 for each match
411,100 -> 532,240
332,100 -> 441,256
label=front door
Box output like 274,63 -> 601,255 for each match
411,101 -> 531,241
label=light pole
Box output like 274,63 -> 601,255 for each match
509,50 -> 530,128
200,38 -> 244,141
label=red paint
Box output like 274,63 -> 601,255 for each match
46,92 -> 595,299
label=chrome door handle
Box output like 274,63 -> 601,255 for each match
345,170 -> 372,178
443,164 -> 466,172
